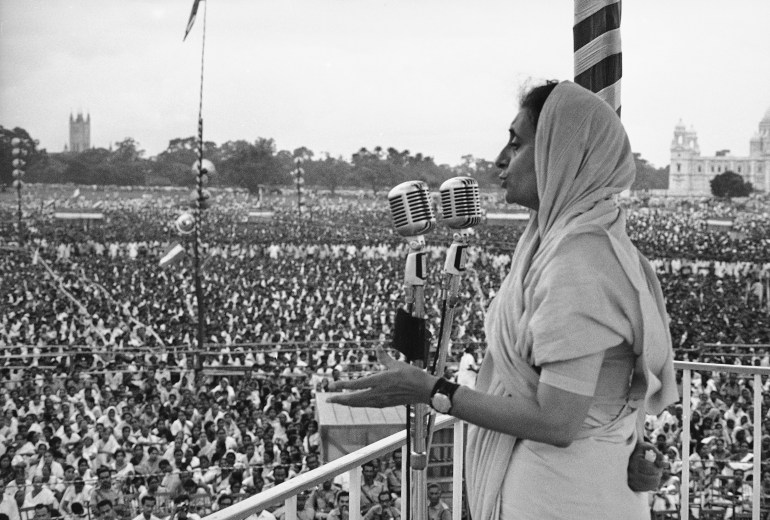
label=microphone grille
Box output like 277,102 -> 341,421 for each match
388,181 -> 436,236
440,177 -> 482,229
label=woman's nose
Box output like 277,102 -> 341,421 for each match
495,149 -> 509,171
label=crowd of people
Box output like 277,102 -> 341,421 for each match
1,186 -> 769,519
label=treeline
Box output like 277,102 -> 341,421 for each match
1,126 -> 667,193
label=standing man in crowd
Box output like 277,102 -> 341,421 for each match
456,346 -> 479,389
427,484 -> 451,520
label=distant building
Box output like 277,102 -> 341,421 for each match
68,112 -> 91,152
668,107 -> 770,196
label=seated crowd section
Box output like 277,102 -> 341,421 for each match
1,187 -> 769,519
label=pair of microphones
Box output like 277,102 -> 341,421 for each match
388,177 -> 482,239
386,176 -> 482,354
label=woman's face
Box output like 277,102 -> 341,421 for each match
496,109 -> 539,210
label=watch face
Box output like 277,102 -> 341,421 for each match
431,393 -> 452,414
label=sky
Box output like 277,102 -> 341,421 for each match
1,0 -> 769,169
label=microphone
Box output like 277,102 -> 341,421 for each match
388,181 -> 436,238
425,177 -> 482,460
439,177 -> 482,275
440,176 -> 482,229
387,180 -> 436,519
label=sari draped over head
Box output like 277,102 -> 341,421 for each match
465,81 -> 678,520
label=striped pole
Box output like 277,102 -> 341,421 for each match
192,0 -> 209,370
573,0 -> 622,116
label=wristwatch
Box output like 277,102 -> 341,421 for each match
429,378 -> 460,414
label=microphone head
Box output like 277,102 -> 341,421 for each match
439,177 -> 482,229
387,181 -> 436,237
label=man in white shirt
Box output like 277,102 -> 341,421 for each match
457,346 -> 479,389
131,495 -> 163,520
22,476 -> 59,511
60,479 -> 93,517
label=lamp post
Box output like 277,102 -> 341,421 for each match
293,158 -> 304,216
191,158 -> 214,369
11,137 -> 28,245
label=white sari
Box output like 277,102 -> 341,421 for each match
465,81 -> 678,520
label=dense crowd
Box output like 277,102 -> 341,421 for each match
1,186 -> 769,519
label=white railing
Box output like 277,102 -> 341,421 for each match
677,361 -> 769,520
204,361 -> 768,520
202,414 -> 460,520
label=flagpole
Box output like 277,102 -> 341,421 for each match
188,0 -> 208,370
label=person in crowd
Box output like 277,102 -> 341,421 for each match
23,476 -> 59,511
131,496 -> 161,520
0,479 -> 20,520
326,491 -> 349,520
359,462 -> 388,516
59,479 -> 92,518
90,467 -> 121,514
96,499 -> 117,520
362,491 -> 400,520
427,484 -> 451,520
456,346 -> 479,389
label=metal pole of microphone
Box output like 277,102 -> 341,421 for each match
387,181 -> 435,520
403,236 -> 429,520
426,177 -> 482,454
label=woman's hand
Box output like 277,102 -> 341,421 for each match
326,347 -> 437,408
627,441 -> 665,492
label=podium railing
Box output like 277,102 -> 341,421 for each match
678,361 -> 769,520
202,414 -> 460,520
203,361 -> 769,520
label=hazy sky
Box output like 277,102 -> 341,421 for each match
1,0 -> 768,168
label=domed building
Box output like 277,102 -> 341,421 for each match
668,107 -> 770,196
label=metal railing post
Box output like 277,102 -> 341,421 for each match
349,467 -> 361,520
681,368 -> 691,520
752,374 -> 761,520
452,420 -> 464,519
284,496 -> 297,520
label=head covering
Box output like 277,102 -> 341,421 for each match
465,81 -> 678,520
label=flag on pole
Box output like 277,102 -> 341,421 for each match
159,242 -> 186,268
183,0 -> 203,41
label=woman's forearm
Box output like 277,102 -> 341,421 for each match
448,383 -> 592,447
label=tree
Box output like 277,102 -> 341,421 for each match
631,153 -> 668,191
152,137 -> 219,186
220,138 -> 283,192
710,171 -> 752,198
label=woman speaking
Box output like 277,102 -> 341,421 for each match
329,80 -> 677,519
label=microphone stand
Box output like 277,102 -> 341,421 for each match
426,227 -> 472,454
392,233 -> 430,520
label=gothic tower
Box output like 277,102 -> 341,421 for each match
668,120 -> 700,195
69,112 -> 91,152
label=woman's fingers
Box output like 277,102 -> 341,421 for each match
326,389 -> 389,408
326,371 -> 390,392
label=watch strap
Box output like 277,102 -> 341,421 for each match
430,378 -> 459,402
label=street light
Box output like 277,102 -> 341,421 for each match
293,158 -> 304,216
190,157 -> 215,368
11,137 -> 28,245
